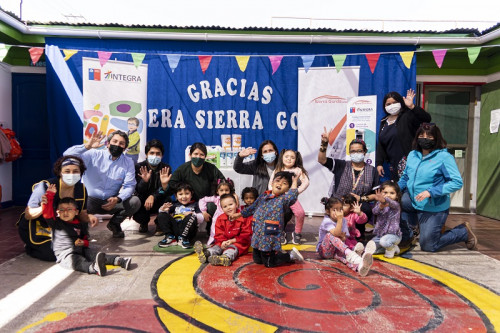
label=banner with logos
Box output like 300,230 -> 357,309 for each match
346,95 -> 377,166
82,58 -> 148,162
298,67 -> 360,214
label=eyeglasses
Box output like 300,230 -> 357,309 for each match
349,150 -> 365,154
57,208 -> 77,213
420,122 -> 436,130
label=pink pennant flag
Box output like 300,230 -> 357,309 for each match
97,51 -> 112,67
269,56 -> 283,75
365,53 -> 380,74
432,49 -> 447,68
29,47 -> 44,65
198,56 -> 212,74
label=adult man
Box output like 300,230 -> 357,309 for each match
64,130 -> 140,238
133,139 -> 171,235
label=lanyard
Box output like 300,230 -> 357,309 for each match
351,167 -> 365,191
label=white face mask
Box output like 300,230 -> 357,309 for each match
61,174 -> 81,186
350,153 -> 365,163
385,103 -> 401,115
147,155 -> 161,166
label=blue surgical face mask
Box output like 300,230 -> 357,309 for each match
147,155 -> 161,166
350,153 -> 365,163
262,152 -> 276,163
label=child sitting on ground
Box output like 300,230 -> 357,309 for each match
240,171 -> 304,268
43,184 -> 131,276
194,194 -> 252,266
342,194 -> 368,250
372,181 -> 403,258
157,183 -> 203,249
241,186 -> 258,210
317,197 -> 376,277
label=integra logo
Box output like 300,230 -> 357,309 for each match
103,70 -> 142,83
310,95 -> 347,104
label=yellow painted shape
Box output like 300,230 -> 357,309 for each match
377,255 -> 500,331
100,115 -> 109,134
345,128 -> 356,155
281,244 -> 316,252
156,307 -> 206,332
91,116 -> 100,122
17,312 -> 67,333
156,254 -> 277,332
106,265 -> 120,271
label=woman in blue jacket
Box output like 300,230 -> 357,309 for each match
398,123 -> 477,252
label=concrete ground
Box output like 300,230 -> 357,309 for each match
0,212 -> 499,332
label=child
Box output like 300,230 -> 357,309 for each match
268,149 -> 309,245
241,187 -> 258,210
157,183 -> 203,249
43,185 -> 131,276
199,179 -> 239,245
342,194 -> 367,250
372,181 -> 403,258
317,197 -> 376,277
126,117 -> 140,163
194,194 -> 252,266
242,171 -> 304,268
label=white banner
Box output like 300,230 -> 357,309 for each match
346,96 -> 377,166
82,58 -> 148,162
298,67 -> 360,215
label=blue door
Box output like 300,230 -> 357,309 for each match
12,73 -> 51,206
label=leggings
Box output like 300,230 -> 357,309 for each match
318,233 -> 357,272
290,200 -> 305,233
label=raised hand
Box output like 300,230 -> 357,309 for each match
85,131 -> 105,150
46,184 -> 57,194
403,89 -> 416,109
352,201 -> 362,216
159,167 -> 171,187
160,202 -> 172,212
238,147 -> 257,158
374,189 -> 386,204
321,127 -> 333,144
138,165 -> 152,183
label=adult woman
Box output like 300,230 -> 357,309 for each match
233,140 -> 278,195
376,89 -> 431,181
398,123 -> 477,252
19,155 -> 96,261
318,129 -> 379,239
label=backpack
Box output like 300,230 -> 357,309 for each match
0,127 -> 22,162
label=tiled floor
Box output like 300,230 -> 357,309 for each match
0,206 -> 26,264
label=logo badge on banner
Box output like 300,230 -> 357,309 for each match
89,68 -> 101,81
346,96 -> 377,166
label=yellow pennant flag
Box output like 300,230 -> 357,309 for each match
235,56 -> 250,72
400,51 -> 414,69
63,49 -> 78,61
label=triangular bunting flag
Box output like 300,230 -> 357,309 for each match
0,43 -> 11,62
332,54 -> 347,73
467,47 -> 481,64
269,56 -> 283,75
301,55 -> 315,73
62,49 -> 78,61
365,53 -> 380,74
235,56 -> 250,72
399,51 -> 414,69
28,47 -> 44,65
166,54 -> 181,73
432,49 -> 447,68
131,53 -> 146,68
97,51 -> 112,67
198,55 -> 212,74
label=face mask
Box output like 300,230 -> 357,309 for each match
191,157 -> 205,167
109,144 -> 124,157
418,138 -> 436,150
61,174 -> 81,186
147,155 -> 161,166
262,152 -> 276,163
385,103 -> 401,115
350,153 -> 365,163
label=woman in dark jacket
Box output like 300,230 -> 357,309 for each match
376,89 -> 431,181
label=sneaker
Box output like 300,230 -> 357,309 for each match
364,240 -> 377,255
107,222 -> 125,238
289,247 -> 304,262
358,252 -> 373,277
93,252 -> 107,277
280,232 -> 288,245
178,236 -> 192,249
464,221 -> 478,250
384,247 -> 396,259
345,250 -> 362,265
353,242 -> 365,256
139,224 -> 148,233
194,241 -> 208,263
158,235 -> 177,248
291,232 -> 302,245
120,257 -> 132,270
154,226 -> 165,237
208,254 -> 231,266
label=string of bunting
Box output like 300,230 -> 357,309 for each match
0,42 -> 493,75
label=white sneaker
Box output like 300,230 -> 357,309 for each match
358,252 -> 373,277
290,247 -> 304,262
353,242 -> 365,256
384,247 -> 396,259
364,240 -> 377,255
345,251 -> 362,266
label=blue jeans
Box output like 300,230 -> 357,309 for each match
371,234 -> 401,253
401,192 -> 467,252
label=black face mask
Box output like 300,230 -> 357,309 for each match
418,138 -> 435,150
109,144 -> 124,157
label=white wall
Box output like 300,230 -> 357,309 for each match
0,63 -> 12,203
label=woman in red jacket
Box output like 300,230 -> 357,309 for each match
194,194 -> 252,266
